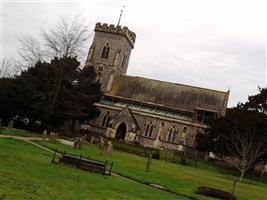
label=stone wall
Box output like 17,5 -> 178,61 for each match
90,104 -> 196,150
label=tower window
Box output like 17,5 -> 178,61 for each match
101,43 -> 110,59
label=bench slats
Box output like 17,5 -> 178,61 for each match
58,154 -> 112,175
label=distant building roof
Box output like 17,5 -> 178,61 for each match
105,75 -> 229,115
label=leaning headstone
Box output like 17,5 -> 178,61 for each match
8,120 -> 14,129
73,137 -> 83,149
105,141 -> 113,155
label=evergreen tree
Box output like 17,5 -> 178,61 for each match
15,57 -> 101,130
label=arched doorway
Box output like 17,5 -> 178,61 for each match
115,123 -> 127,140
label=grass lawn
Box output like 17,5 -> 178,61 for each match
0,138 -> 183,200
37,140 -> 267,200
0,128 -> 41,138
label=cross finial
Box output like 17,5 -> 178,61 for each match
117,5 -> 125,26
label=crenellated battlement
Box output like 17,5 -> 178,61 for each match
95,22 -> 136,48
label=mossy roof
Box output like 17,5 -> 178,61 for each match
106,75 -> 229,114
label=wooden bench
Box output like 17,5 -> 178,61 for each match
52,149 -> 113,175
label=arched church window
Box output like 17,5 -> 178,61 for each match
101,43 -> 110,59
144,121 -> 154,138
166,127 -> 178,143
101,112 -> 111,128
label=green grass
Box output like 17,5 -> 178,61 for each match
0,128 -> 41,137
37,140 -> 267,200
0,138 -> 183,200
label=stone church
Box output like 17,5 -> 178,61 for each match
83,22 -> 229,150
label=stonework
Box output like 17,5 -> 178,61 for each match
83,22 -> 229,150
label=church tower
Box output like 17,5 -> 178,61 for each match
86,22 -> 136,92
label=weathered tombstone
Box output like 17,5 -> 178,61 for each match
77,137 -> 83,149
146,153 -> 152,172
42,130 -> 47,140
8,120 -> 14,129
99,137 -> 105,154
73,137 -> 78,149
83,134 -> 87,141
90,136 -> 95,144
260,164 -> 267,182
74,137 -> 79,149
49,132 -> 54,142
49,132 -> 58,143
54,132 -> 59,143
105,141 -> 113,155
73,136 -> 83,149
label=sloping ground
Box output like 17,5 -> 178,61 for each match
0,138 -> 183,200
37,140 -> 267,200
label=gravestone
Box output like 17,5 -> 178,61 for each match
73,137 -> 83,149
99,137 -> 105,154
49,132 -> 58,143
146,153 -> 152,171
42,130 -> 47,140
8,120 -> 14,129
105,141 -> 113,155
90,136 -> 95,144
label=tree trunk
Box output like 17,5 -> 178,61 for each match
239,170 -> 245,181
43,60 -> 65,129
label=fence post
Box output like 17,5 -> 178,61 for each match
109,161 -> 113,176
51,148 -> 57,163
104,160 -> 108,175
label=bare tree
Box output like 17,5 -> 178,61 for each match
17,16 -> 91,68
18,36 -> 46,68
221,128 -> 267,181
0,58 -> 22,78
42,16 -> 90,59
199,108 -> 267,181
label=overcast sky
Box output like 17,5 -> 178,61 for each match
1,0 -> 267,107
